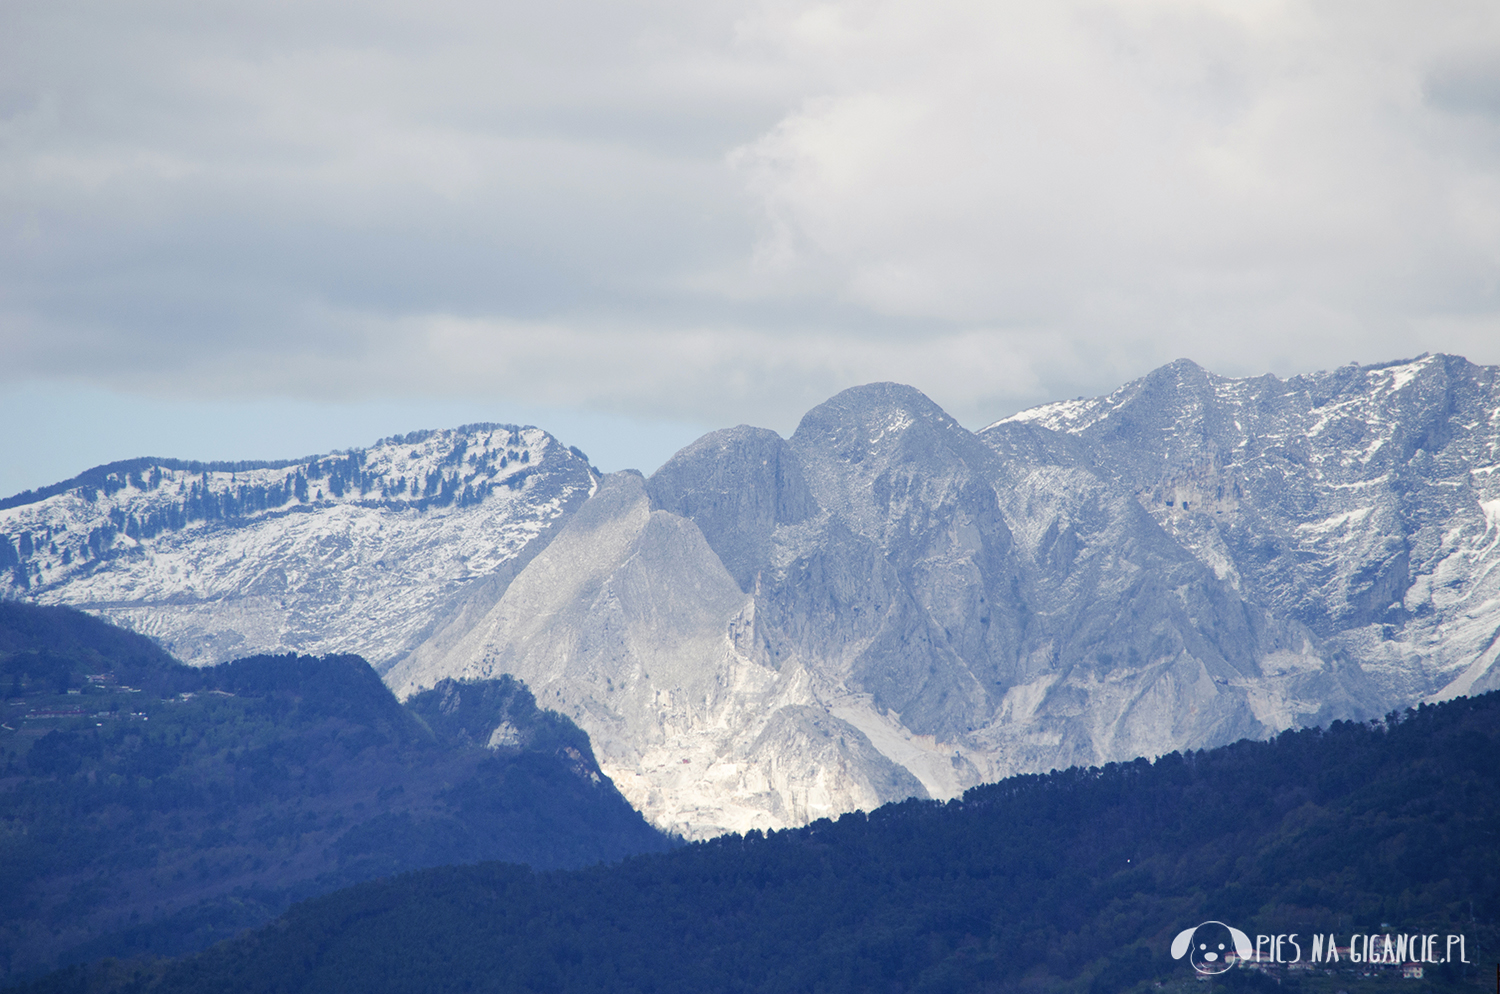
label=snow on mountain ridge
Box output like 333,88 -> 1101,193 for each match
1,425 -> 597,668
5,357 -> 1494,840
985,352 -> 1500,704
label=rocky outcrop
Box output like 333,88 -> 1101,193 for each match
397,382 -> 1379,837
389,472 -> 926,838
12,356 -> 1498,839
991,354 -> 1500,703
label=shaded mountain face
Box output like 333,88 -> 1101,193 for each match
0,425 -> 596,670
0,603 -> 667,983
644,425 -> 816,594
10,357 -> 1495,839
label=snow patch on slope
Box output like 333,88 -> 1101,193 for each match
1,426 -> 595,667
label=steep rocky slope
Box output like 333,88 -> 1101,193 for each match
0,425 -> 596,670
989,353 -> 1500,704
8,357 -> 1495,839
395,383 -> 1377,837
387,471 -> 927,837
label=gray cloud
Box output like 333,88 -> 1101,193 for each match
3,0 -> 1499,475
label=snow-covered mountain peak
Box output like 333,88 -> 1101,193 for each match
8,358 -> 1498,840
1,424 -> 596,667
986,353 -> 1500,703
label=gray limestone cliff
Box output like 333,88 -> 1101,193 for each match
991,354 -> 1500,704
395,379 -> 1386,837
9,356 -> 1497,838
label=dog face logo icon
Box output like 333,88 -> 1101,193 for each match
1171,921 -> 1252,975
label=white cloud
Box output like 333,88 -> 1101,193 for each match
2,0 -> 1499,471
730,0 -> 1500,378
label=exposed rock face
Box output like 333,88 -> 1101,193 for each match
388,472 -> 926,837
0,425 -> 595,670
990,354 -> 1500,703
644,426 -> 816,594
9,356 -> 1497,839
396,381 -> 1380,838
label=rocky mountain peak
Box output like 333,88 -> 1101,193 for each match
2,423 -> 596,668
645,426 -> 814,594
790,382 -> 1010,555
12,358 -> 1500,839
988,353 -> 1500,704
791,382 -> 970,463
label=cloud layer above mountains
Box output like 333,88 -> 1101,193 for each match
4,0 -> 1499,442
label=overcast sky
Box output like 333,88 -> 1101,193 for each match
4,0 -> 1499,495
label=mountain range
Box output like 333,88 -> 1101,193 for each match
5,353 -> 1499,838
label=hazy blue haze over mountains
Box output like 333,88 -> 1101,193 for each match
4,354 -> 1498,838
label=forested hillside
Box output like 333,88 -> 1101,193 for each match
23,689 -> 1497,994
0,603 -> 669,982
